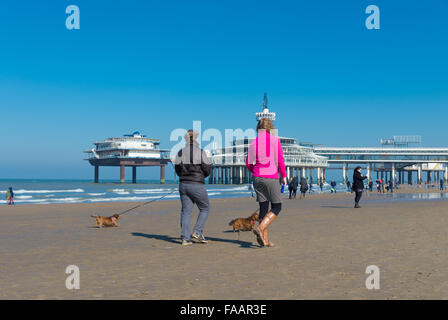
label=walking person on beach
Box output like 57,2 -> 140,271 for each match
288,176 -> 298,199
299,177 -> 308,198
319,181 -> 323,192
440,178 -> 444,191
246,118 -> 286,247
5,187 -> 14,205
353,166 -> 367,208
330,180 -> 337,193
174,129 -> 211,246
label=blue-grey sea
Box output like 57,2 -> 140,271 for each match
0,179 -> 446,205
0,179 -> 343,205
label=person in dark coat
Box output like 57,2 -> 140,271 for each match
174,129 -> 211,245
330,180 -> 337,193
352,166 -> 368,208
299,177 -> 308,199
288,176 -> 298,199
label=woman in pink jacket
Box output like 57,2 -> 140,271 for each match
246,118 -> 287,247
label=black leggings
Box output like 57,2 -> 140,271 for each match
355,191 -> 363,204
259,201 -> 281,220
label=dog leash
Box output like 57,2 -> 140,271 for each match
117,188 -> 178,216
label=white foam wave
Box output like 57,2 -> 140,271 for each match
8,188 -> 84,194
132,188 -> 175,194
15,195 -> 33,199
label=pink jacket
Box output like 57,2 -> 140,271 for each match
246,130 -> 286,179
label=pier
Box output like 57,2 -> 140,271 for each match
314,137 -> 448,185
88,158 -> 170,184
84,132 -> 171,184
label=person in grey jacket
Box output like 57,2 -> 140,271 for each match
174,129 -> 211,246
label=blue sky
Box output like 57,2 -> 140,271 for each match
0,0 -> 447,179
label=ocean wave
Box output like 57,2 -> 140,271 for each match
87,194 -> 181,202
132,188 -> 176,194
14,195 -> 33,199
87,192 -> 106,196
3,188 -> 85,194
207,186 -> 248,192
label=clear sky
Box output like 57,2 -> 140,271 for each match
0,0 -> 447,179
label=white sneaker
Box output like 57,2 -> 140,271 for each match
191,233 -> 208,244
182,240 -> 193,246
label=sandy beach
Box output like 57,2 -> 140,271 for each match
1,187 -> 448,300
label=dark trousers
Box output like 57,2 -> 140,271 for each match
355,191 -> 363,205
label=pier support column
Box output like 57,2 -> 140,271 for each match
391,163 -> 396,186
417,164 -> 422,185
160,165 -> 165,184
132,166 -> 137,184
317,167 -> 321,184
120,165 -> 125,183
342,163 -> 346,183
310,168 -> 313,184
444,166 -> 448,183
94,166 -> 99,183
323,168 -> 326,182
239,166 -> 243,184
218,167 -> 222,184
366,164 -> 370,182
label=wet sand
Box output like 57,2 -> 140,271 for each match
1,188 -> 448,299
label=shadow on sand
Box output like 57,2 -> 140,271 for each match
131,232 -> 258,248
320,205 -> 354,209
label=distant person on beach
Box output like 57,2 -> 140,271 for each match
248,182 -> 255,198
369,180 -> 373,192
174,129 -> 211,246
346,180 -> 351,192
300,177 -> 308,198
440,178 -> 444,191
6,187 -> 14,205
246,118 -> 286,247
288,176 -> 298,199
353,166 -> 367,208
389,180 -> 394,193
319,181 -> 323,192
309,182 -> 313,193
330,180 -> 337,193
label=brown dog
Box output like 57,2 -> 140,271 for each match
228,212 -> 259,240
91,214 -> 120,228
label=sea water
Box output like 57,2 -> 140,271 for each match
0,179 -> 444,205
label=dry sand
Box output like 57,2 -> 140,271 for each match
1,187 -> 447,299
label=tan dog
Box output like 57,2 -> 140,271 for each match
91,214 -> 120,228
228,212 -> 259,240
